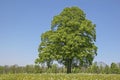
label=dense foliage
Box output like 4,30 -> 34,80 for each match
35,6 -> 97,73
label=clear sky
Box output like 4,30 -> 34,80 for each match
0,0 -> 120,66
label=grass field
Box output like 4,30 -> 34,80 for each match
0,73 -> 120,80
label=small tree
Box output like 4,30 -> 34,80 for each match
35,7 -> 97,73
104,65 -> 110,74
110,62 -> 119,74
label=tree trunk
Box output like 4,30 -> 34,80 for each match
67,59 -> 72,74
47,61 -> 51,69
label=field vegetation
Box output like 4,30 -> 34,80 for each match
0,73 -> 120,80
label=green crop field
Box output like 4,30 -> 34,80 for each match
0,73 -> 120,80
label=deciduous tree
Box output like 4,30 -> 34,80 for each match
35,7 -> 97,73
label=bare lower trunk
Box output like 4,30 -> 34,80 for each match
67,59 -> 72,74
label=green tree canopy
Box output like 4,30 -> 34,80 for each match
35,6 -> 97,73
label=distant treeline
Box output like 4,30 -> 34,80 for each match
0,62 -> 120,74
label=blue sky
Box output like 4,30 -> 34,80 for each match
0,0 -> 120,66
